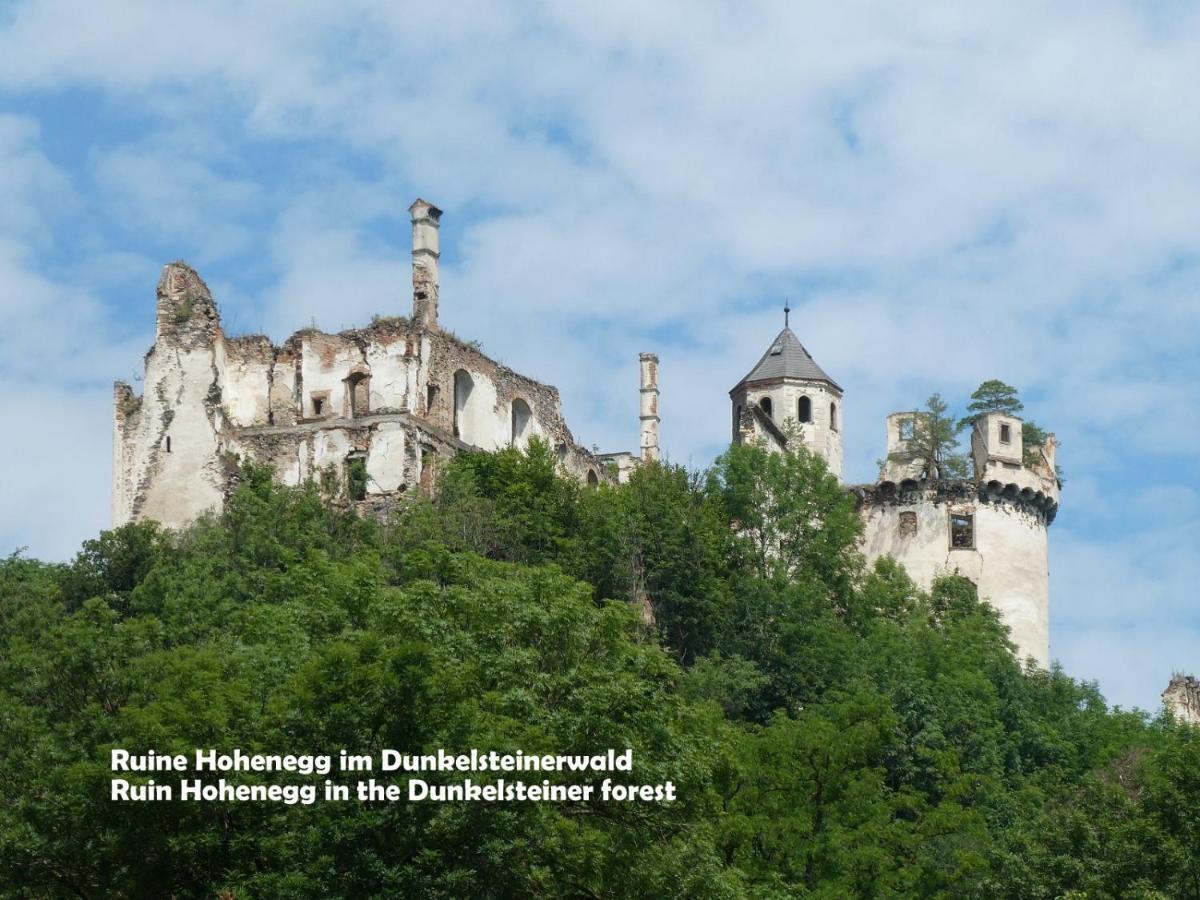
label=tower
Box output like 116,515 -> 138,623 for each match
410,198 -> 442,329
729,315 -> 844,480
639,352 -> 660,463
857,409 -> 1059,667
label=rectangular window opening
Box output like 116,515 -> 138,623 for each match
999,423 -> 1011,443
950,513 -> 975,550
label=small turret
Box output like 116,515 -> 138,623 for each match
879,411 -> 925,482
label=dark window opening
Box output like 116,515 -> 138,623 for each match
453,370 -> 474,440
760,397 -> 773,419
165,436 -> 171,453
426,383 -> 438,415
347,373 -> 369,418
899,510 -> 917,536
798,396 -> 812,423
999,423 -> 1011,443
950,513 -> 975,549
346,457 -> 368,502
312,396 -> 325,417
511,398 -> 532,446
830,402 -> 838,432
586,470 -> 599,487
899,418 -> 914,441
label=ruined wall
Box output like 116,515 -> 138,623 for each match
856,482 -> 1052,668
115,243 -> 610,529
1163,674 -> 1200,725
113,263 -> 228,528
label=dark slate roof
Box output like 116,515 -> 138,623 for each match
733,327 -> 841,391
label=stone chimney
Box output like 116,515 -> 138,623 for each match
639,352 -> 660,462
409,198 -> 442,329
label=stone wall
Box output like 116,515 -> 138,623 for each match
113,255 -> 610,529
1164,674 -> 1200,725
856,481 -> 1052,667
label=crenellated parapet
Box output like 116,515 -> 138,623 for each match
854,477 -> 1058,527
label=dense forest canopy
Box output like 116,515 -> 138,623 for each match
0,442 -> 1195,898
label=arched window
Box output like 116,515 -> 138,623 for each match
453,370 -> 474,441
586,470 -> 599,487
830,402 -> 838,432
511,398 -> 532,446
760,397 -> 773,419
347,372 -> 369,418
798,396 -> 812,423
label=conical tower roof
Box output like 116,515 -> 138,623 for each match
733,327 -> 841,391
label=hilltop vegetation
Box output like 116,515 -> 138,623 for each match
0,442 -> 1195,898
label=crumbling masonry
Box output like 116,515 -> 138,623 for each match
113,200 -> 649,528
1163,674 -> 1200,725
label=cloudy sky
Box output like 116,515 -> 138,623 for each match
1,1 -> 1196,710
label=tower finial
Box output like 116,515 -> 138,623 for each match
784,301 -> 790,328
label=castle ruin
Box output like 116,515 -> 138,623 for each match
115,198 -> 1064,670
729,325 -> 1060,667
112,200 -> 654,529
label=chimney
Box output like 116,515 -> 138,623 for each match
639,352 -> 660,462
409,198 -> 442,329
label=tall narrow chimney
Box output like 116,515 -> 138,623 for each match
639,352 -> 660,462
409,198 -> 442,329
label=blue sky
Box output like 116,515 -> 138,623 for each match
0,1 -> 1196,710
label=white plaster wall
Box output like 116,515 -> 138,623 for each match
133,344 -> 226,527
510,397 -> 544,449
860,496 -> 1050,667
300,336 -> 360,419
737,380 -> 844,479
453,368 -> 505,450
312,429 -> 353,471
221,345 -> 273,427
365,341 -> 414,412
367,423 -> 407,492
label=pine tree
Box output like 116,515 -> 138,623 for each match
890,393 -> 969,480
957,379 -> 1023,431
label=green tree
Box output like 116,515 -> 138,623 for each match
957,379 -> 1024,431
889,393 -> 969,480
